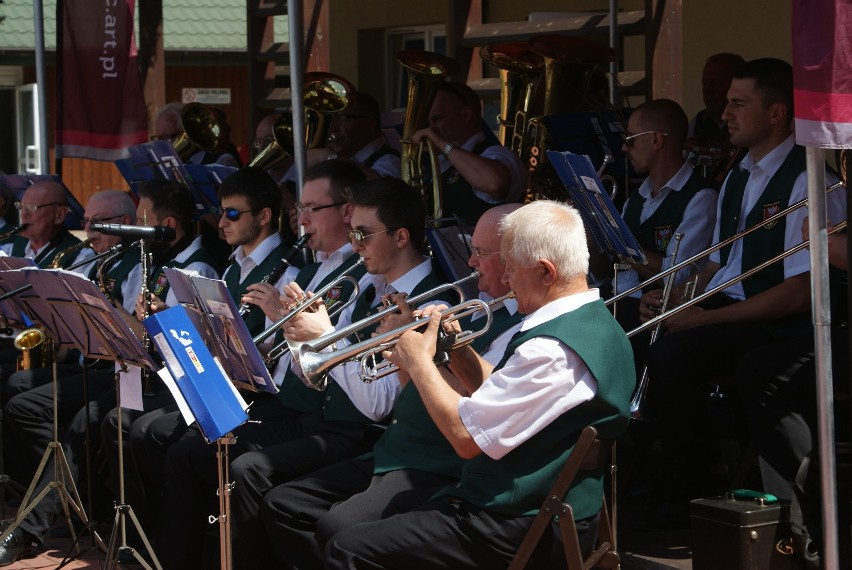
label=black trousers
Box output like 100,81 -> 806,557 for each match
3,367 -> 114,542
645,319 -> 789,499
325,498 -> 599,570
259,457 -> 455,570
738,325 -> 849,560
155,409 -> 376,570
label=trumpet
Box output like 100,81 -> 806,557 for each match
300,297 -> 493,390
294,271 -> 481,390
253,257 -> 365,362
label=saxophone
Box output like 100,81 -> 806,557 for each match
50,238 -> 93,269
96,247 -> 125,306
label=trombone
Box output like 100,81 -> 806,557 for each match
606,178 -> 847,309
294,271 -> 481,390
252,258 -> 365,362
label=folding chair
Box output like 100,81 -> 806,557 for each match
508,425 -> 620,570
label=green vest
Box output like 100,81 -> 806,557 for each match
440,137 -> 508,225
99,245 -> 142,308
12,229 -> 84,268
370,303 -> 524,477
149,243 -> 219,300
719,145 -> 806,297
623,171 -> 709,255
224,240 -> 293,336
321,268 -> 446,423
276,253 -> 367,413
437,299 -> 635,518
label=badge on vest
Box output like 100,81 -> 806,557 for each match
654,225 -> 674,252
762,201 -> 781,230
152,272 -> 169,297
324,284 -> 343,310
447,170 -> 460,184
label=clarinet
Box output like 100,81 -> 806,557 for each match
237,233 -> 311,316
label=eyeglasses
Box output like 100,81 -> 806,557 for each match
82,214 -> 123,226
297,202 -> 346,215
149,132 -> 180,142
348,228 -> 394,247
623,130 -> 668,147
334,114 -> 370,124
221,207 -> 261,222
471,245 -> 498,258
15,201 -> 64,213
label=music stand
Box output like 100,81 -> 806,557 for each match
150,269 -> 272,570
426,217 -> 479,302
9,268 -> 160,569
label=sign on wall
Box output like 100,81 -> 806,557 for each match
182,88 -> 232,105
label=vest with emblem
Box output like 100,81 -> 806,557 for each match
12,229 -> 83,268
435,299 -> 634,518
719,145 -> 807,298
371,303 -> 524,477
224,240 -> 293,337
276,253 -> 367,413
623,171 -> 709,256
322,268 -> 445,423
439,133 -> 507,225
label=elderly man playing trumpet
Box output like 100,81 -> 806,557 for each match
322,200 -> 635,569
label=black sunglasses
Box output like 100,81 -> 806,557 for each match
221,207 -> 260,222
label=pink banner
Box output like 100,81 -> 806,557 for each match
56,0 -> 148,161
792,0 -> 852,148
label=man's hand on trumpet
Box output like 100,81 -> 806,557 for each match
374,293 -> 414,336
242,281 -> 287,321
382,309 -> 441,374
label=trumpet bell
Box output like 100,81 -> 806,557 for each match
304,72 -> 355,149
14,327 -> 45,351
249,113 -> 295,171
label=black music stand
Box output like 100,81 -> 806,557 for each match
149,269 -> 274,570
15,268 -> 160,569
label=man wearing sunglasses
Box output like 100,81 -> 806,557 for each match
412,81 -> 526,225
153,159 -> 372,570
612,99 -> 717,334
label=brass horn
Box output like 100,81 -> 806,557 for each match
248,113 -> 296,171
396,49 -> 460,219
479,41 -> 545,152
172,103 -> 222,162
304,72 -> 354,150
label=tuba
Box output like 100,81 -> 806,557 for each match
171,103 -> 222,162
479,42 -> 545,153
523,35 -> 617,202
304,72 -> 354,150
248,113 -> 296,172
396,50 -> 459,219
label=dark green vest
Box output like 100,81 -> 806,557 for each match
623,171 -> 709,255
12,229 -> 84,269
276,253 -> 367,413
437,299 -> 635,518
719,145 -> 807,297
370,303 -> 524,477
149,243 -> 219,300
99,245 -> 142,308
440,136 -> 506,225
322,268 -> 446,423
224,240 -> 293,336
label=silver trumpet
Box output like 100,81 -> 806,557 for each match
295,271 -> 482,390
252,257 -> 365,363
300,297 -> 494,390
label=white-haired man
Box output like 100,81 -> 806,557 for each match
324,200 -> 636,569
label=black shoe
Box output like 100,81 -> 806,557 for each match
0,528 -> 39,567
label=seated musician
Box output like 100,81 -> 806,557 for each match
0,190 -> 143,565
636,58 -> 847,528
689,52 -> 745,143
0,184 -> 26,255
256,203 -> 525,569
737,220 -> 849,569
613,98 -> 717,334
318,200 -> 633,569
413,81 -> 526,225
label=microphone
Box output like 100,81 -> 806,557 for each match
89,223 -> 176,242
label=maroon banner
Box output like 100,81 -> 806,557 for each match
56,0 -> 148,161
792,0 -> 852,148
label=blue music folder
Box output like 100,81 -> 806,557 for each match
145,305 -> 248,442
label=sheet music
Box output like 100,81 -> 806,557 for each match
163,268 -> 276,393
547,150 -> 646,264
